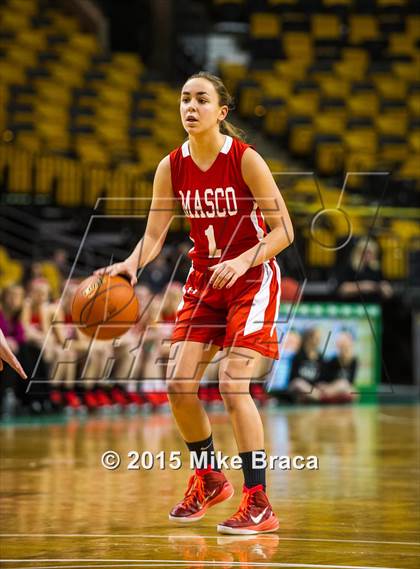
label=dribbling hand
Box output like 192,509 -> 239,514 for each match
94,259 -> 138,287
209,256 -> 249,289
0,329 -> 27,380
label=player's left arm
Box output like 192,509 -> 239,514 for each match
209,148 -> 294,289
0,329 -> 27,379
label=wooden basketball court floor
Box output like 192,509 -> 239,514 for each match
0,403 -> 419,569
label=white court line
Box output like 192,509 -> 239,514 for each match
1,534 -> 418,547
0,561 -> 404,569
0,561 -> 176,569
378,413 -> 417,424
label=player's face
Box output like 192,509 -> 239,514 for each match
180,78 -> 228,135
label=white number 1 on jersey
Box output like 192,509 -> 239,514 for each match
204,225 -> 222,258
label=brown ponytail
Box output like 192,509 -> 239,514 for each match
186,71 -> 247,142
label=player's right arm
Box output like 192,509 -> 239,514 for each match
95,156 -> 175,286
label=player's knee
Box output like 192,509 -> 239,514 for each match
219,376 -> 250,409
167,378 -> 197,403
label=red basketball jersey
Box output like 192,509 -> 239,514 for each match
169,135 -> 267,271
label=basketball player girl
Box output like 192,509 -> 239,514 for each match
96,72 -> 294,534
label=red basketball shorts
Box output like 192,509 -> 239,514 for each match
171,259 -> 281,359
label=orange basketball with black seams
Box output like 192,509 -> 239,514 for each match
71,274 -> 139,340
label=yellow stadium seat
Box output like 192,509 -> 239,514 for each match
268,0 -> 298,5
238,83 -> 261,117
265,158 -> 287,173
307,227 -> 336,268
113,52 -> 144,73
68,33 -> 98,54
107,67 -> 139,90
49,63 -> 84,87
312,14 -> 341,39
335,60 -> 367,81
6,45 -> 38,67
315,136 -> 344,176
380,137 -> 407,163
288,93 -> 319,118
0,61 -> 26,85
283,33 -> 313,62
408,132 -> 420,153
344,153 -> 379,188
398,155 -> 420,179
47,11 -> 79,34
250,13 -> 281,39
274,60 -> 307,80
219,62 -> 247,94
393,62 -> 420,81
378,235 -> 406,279
344,129 -> 378,154
263,101 -> 288,136
347,93 -> 379,118
392,220 -> 420,240
376,114 -> 408,137
320,100 -> 347,123
41,261 -> 62,300
323,0 -> 352,5
36,81 -> 72,106
388,33 -> 416,56
61,49 -> 91,72
374,77 -> 407,99
36,101 -> 68,123
15,131 -> 42,153
98,87 -> 131,107
260,77 -> 292,99
377,0 -> 407,5
17,29 -> 47,50
408,95 -> 420,117
349,15 -> 379,44
75,136 -> 109,166
315,114 -> 346,136
8,0 -> 38,15
406,16 -> 420,39
319,77 -> 350,99
1,9 -> 30,30
342,47 -> 369,66
289,120 -> 314,157
0,256 -> 23,288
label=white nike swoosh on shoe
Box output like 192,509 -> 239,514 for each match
200,442 -> 212,450
250,507 -> 268,525
207,488 -> 218,500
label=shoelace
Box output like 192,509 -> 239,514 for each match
230,491 -> 253,521
182,474 -> 206,508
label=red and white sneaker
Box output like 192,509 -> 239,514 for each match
169,469 -> 234,523
217,485 -> 279,535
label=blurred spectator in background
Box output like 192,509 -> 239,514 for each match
22,279 -> 57,360
319,331 -> 359,403
140,282 -> 183,409
20,278 -> 61,410
288,327 -> 325,403
52,248 -> 69,280
336,237 -> 393,300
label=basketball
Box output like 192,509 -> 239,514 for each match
71,274 -> 139,340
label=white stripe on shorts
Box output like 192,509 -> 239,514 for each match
243,261 -> 273,336
176,266 -> 194,314
270,260 -> 281,337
